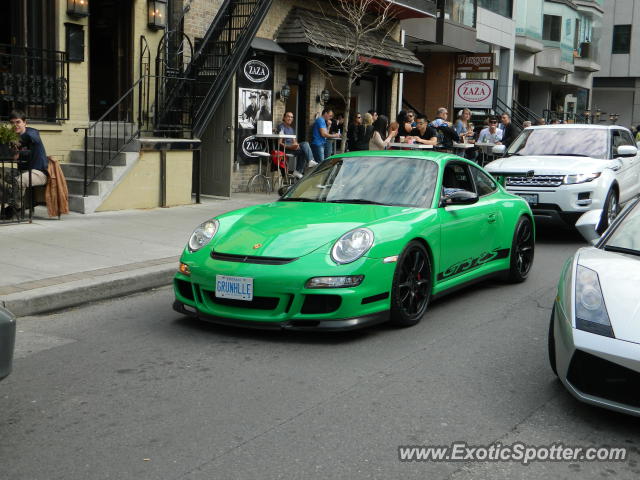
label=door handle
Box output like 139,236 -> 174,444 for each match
488,213 -> 497,223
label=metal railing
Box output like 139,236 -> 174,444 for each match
0,44 -> 69,122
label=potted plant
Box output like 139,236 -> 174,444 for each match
0,123 -> 20,160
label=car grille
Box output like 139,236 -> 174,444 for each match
506,175 -> 564,187
567,350 -> 640,408
211,251 -> 297,265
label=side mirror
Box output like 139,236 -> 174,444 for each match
616,145 -> 638,157
278,185 -> 293,197
443,190 -> 479,206
492,145 -> 506,156
575,209 -> 603,244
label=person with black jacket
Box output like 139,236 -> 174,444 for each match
500,113 -> 520,148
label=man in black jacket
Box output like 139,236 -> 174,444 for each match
500,113 -> 520,148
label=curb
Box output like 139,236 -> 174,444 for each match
0,263 -> 177,317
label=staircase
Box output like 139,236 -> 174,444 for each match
155,0 -> 273,138
65,122 -> 141,213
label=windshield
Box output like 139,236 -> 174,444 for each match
281,156 -> 439,208
507,128 -> 609,159
603,201 -> 640,256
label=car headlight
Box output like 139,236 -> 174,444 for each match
564,172 -> 601,184
330,228 -> 374,265
575,264 -> 614,338
188,219 -> 219,252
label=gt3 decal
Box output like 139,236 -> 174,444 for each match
437,248 -> 510,281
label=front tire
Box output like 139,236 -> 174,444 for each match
505,216 -> 535,283
599,188 -> 619,233
389,241 -> 432,327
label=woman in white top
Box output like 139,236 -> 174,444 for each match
369,115 -> 398,150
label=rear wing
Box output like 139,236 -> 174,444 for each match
488,170 -> 535,187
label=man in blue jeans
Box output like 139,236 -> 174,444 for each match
277,112 -> 317,178
311,108 -> 341,164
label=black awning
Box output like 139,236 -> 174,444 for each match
275,8 -> 424,73
251,37 -> 288,54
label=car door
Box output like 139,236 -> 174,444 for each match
610,129 -> 638,201
436,161 -> 500,285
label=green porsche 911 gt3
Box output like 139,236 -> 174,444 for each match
173,151 -> 534,331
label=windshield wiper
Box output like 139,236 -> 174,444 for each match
280,197 -> 318,202
603,245 -> 640,257
536,153 -> 590,157
327,199 -> 390,205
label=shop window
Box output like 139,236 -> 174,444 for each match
543,15 -> 562,42
612,25 -> 631,54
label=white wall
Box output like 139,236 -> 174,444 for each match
592,88 -> 635,128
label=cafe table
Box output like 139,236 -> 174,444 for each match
248,133 -> 297,193
388,143 -> 434,150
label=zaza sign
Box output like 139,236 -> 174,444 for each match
244,60 -> 270,83
454,79 -> 495,109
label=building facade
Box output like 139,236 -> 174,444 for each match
1,0 -> 429,211
592,0 -> 640,129
513,0 -> 603,122
400,0 -> 516,124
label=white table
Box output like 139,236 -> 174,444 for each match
476,142 -> 498,166
388,143 -> 434,150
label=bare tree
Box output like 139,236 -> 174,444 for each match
303,0 -> 397,151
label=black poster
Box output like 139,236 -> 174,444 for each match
236,53 -> 274,164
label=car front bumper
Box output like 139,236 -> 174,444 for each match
554,300 -> 640,416
173,250 -> 396,331
507,181 -> 607,225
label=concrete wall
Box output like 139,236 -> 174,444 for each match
476,7 -> 516,49
595,0 -> 640,77
97,150 -> 193,211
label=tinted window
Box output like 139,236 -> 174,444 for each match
470,166 -> 497,196
443,163 -> 473,193
543,15 -> 562,42
605,201 -> 640,253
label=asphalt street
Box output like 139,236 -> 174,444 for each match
2,227 -> 639,480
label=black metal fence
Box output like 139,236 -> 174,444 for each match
0,44 -> 69,122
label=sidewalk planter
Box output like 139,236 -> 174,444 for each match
0,306 -> 16,381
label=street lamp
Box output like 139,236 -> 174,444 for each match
594,108 -> 601,123
67,0 -> 89,18
278,84 -> 290,103
148,0 -> 167,30
584,109 -> 591,124
316,89 -> 330,106
609,113 -> 620,124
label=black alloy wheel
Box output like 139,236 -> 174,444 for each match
506,216 -> 535,283
390,241 -> 432,327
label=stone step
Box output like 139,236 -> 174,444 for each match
84,136 -> 141,152
65,178 -> 104,197
61,162 -> 114,181
70,150 -> 129,166
88,122 -> 137,137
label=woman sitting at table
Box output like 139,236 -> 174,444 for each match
454,108 -> 478,160
408,115 -> 438,145
395,110 -> 414,141
369,115 -> 398,150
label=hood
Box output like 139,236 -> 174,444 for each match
212,201 -> 415,258
577,248 -> 640,344
486,156 -> 614,175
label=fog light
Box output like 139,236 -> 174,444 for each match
305,275 -> 364,288
179,263 -> 191,276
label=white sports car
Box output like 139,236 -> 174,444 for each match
549,196 -> 640,415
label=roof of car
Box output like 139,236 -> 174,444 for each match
335,150 -> 453,162
526,124 -> 630,131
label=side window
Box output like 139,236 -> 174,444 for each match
612,130 -> 635,156
469,165 -> 498,196
442,163 -> 473,193
621,130 -> 635,146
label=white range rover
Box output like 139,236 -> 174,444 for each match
485,125 -> 640,228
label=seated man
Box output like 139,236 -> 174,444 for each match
278,112 -> 317,179
429,107 -> 461,146
478,117 -> 503,144
408,115 -> 438,145
0,110 -> 48,219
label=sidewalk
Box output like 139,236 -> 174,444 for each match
0,193 -> 278,317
